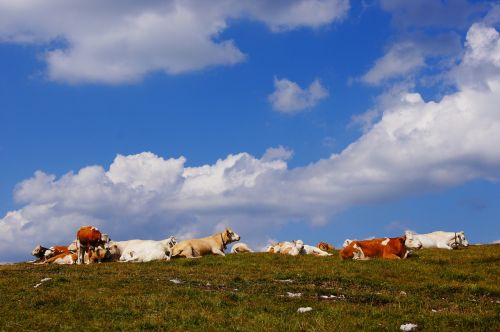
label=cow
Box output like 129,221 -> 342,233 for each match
405,230 -> 469,250
76,226 -> 109,264
118,237 -> 177,262
32,243 -> 74,262
41,246 -> 105,265
340,235 -> 422,260
301,245 -> 332,256
265,240 -> 304,256
230,243 -> 254,253
170,228 -> 240,258
317,242 -> 335,252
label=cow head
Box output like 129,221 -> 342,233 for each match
404,232 -> 422,250
224,227 -> 240,243
293,239 -> 304,251
67,240 -> 78,252
167,236 -> 177,248
101,233 -> 110,245
352,243 -> 366,260
89,246 -> 108,263
452,231 -> 469,248
31,245 -> 46,258
343,239 -> 353,248
318,242 -> 335,251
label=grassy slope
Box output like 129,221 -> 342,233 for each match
0,245 -> 499,331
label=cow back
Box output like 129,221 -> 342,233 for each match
77,226 -> 103,246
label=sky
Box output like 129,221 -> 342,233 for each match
1,0 -> 500,262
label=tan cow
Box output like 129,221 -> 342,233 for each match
170,228 -> 240,258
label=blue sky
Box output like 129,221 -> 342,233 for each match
1,0 -> 499,262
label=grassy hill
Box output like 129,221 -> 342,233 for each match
0,244 -> 499,331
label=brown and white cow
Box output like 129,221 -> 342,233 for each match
76,226 -> 109,264
32,244 -> 74,262
317,242 -> 335,252
340,235 -> 421,260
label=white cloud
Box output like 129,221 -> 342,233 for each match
268,77 -> 329,112
379,0 -> 486,29
0,0 -> 349,84
262,146 -> 294,162
361,42 -> 425,85
2,17 -> 500,262
360,33 -> 462,86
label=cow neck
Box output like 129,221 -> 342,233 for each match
452,232 -> 459,248
220,233 -> 227,250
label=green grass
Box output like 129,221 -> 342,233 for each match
0,245 -> 499,331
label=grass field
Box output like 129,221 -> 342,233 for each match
0,244 -> 499,331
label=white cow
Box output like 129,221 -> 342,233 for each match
405,230 -> 469,250
118,237 -> 177,262
301,245 -> 332,256
265,240 -> 304,256
231,243 -> 254,253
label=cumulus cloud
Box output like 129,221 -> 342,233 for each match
360,0 -> 485,87
0,0 -> 349,84
2,17 -> 500,262
268,77 -> 329,112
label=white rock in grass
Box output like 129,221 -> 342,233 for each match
287,292 -> 302,298
400,323 -> 418,331
169,279 -> 181,284
297,307 -> 313,313
34,277 -> 52,288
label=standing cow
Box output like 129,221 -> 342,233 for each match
76,226 -> 109,264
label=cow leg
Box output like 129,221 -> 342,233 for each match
382,253 -> 401,260
437,243 -> 453,250
76,240 -> 83,265
211,248 -> 226,256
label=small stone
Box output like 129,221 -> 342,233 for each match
400,323 -> 418,331
297,307 -> 313,313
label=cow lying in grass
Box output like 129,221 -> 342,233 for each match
264,240 -> 303,256
31,243 -> 75,263
340,234 -> 422,260
39,245 -> 108,265
116,237 -> 177,262
405,230 -> 469,250
231,243 -> 254,253
302,244 -> 332,256
317,242 -> 335,252
170,228 -> 240,258
265,240 -> 331,256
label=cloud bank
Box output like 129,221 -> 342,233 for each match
2,19 -> 500,261
0,0 -> 349,84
